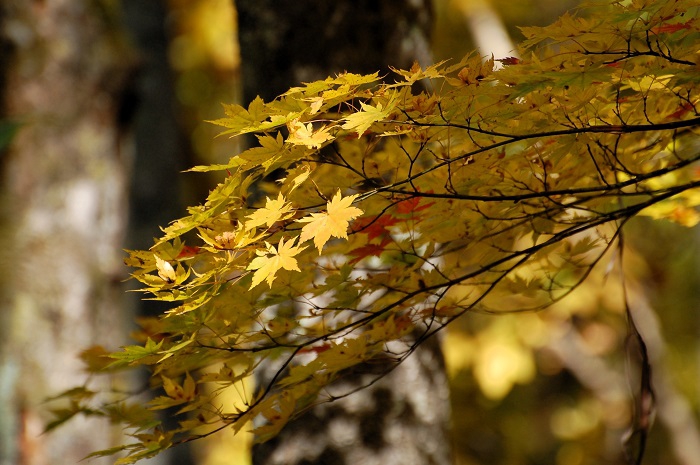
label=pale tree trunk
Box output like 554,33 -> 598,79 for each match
453,0 -> 518,62
0,1 -> 132,464
235,2 -> 453,464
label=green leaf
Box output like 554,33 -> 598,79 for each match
107,338 -> 164,367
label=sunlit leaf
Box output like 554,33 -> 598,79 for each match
247,236 -> 306,289
341,99 -> 396,137
298,190 -> 364,252
245,192 -> 294,230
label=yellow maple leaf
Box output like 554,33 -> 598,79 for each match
340,99 -> 395,137
389,60 -> 446,85
155,255 -> 177,283
286,118 -> 334,149
298,190 -> 364,253
277,165 -> 311,194
162,373 -> 196,401
245,192 -> 294,230
247,237 -> 306,289
304,96 -> 324,115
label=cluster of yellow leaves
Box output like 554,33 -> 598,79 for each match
61,1 -> 700,462
242,190 -> 364,289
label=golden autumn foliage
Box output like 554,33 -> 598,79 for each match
51,0 -> 700,462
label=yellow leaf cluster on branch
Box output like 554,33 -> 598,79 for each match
56,0 -> 700,462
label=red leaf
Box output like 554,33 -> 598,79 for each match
666,102 -> 694,121
353,215 -> 399,241
651,21 -> 692,34
396,196 -> 434,214
298,343 -> 332,355
177,245 -> 201,259
496,56 -> 520,65
348,237 -> 392,264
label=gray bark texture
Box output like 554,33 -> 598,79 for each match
0,1 -> 131,464
236,2 -> 454,464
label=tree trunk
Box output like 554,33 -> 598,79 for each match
235,2 -> 453,464
118,2 -> 197,464
120,0 -> 194,253
237,0 -> 434,104
0,1 -> 131,464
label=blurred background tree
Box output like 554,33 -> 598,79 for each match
236,3 -> 452,465
2,1 -> 699,465
0,2 -> 132,464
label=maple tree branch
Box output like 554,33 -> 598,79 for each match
582,49 -> 696,67
404,115 -> 700,142
70,2 -> 700,460
364,118 -> 700,198
238,175 -> 695,362
382,167 -> 700,203
405,180 -> 672,305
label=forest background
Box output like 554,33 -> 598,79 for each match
1,1 -> 700,465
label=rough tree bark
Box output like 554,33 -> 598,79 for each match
235,2 -> 453,464
0,1 -> 131,464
